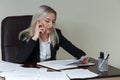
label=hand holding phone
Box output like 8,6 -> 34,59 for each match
37,20 -> 45,34
32,20 -> 45,40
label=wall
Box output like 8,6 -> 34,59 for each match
0,0 -> 120,69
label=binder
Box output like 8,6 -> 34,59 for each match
37,59 -> 95,70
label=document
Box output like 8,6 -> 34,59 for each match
0,61 -> 21,72
0,71 -> 39,80
67,61 -> 95,67
0,67 -> 70,80
0,60 -> 97,80
37,59 -> 95,70
38,72 -> 70,80
0,60 -> 70,80
62,68 -> 98,79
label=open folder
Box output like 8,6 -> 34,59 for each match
37,59 -> 95,70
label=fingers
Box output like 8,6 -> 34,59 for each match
37,20 -> 43,28
80,55 -> 90,64
32,20 -> 45,40
36,20 -> 45,34
39,27 -> 45,34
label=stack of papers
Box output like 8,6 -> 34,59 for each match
0,61 -> 70,80
62,68 -> 98,79
0,60 -> 98,80
0,68 -> 70,80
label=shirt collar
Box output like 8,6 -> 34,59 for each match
39,36 -> 51,44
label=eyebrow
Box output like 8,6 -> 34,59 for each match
45,18 -> 56,21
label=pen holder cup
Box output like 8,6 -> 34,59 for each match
98,58 -> 108,72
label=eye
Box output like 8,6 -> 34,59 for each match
52,21 -> 56,24
45,20 -> 50,23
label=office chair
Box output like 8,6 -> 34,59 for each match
1,15 -> 32,63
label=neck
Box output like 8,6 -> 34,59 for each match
40,34 -> 49,42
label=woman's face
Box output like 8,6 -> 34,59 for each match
39,13 -> 56,34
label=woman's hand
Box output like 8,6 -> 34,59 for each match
80,55 -> 90,64
32,20 -> 45,41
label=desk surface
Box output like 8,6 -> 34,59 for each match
68,58 -> 120,80
23,58 -> 120,80
89,58 -> 120,78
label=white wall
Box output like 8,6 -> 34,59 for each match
0,0 -> 120,69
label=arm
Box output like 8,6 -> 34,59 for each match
56,29 -> 86,59
17,20 -> 44,63
17,36 -> 37,63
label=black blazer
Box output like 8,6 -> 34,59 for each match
17,29 -> 86,64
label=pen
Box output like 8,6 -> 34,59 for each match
99,52 -> 104,59
99,54 -> 109,69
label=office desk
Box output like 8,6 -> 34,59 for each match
23,58 -> 120,80
70,58 -> 120,80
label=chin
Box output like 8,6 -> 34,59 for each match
46,31 -> 51,34
46,29 -> 53,34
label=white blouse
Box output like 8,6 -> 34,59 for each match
39,37 -> 51,61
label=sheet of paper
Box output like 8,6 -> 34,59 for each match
38,72 -> 70,80
0,67 -> 47,80
62,69 -> 98,79
0,61 -> 21,72
67,61 -> 95,66
0,71 -> 39,80
41,59 -> 77,65
37,59 -> 78,70
0,67 -> 70,80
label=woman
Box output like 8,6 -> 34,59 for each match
17,5 -> 89,64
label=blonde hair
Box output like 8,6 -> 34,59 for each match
19,5 -> 59,46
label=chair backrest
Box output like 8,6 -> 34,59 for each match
1,15 -> 32,63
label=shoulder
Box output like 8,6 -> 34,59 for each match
55,28 -> 61,32
55,28 -> 62,34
